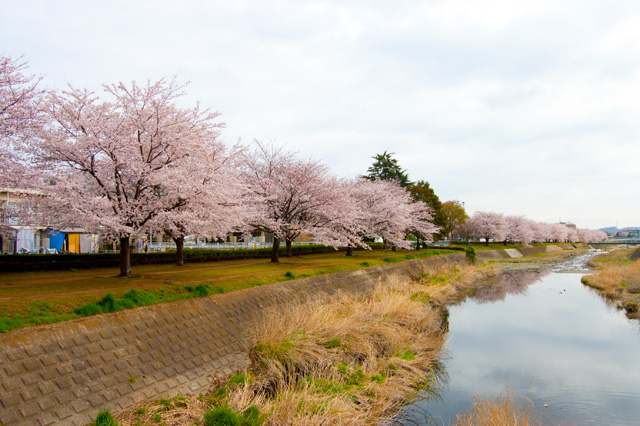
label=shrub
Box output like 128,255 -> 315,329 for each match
73,290 -> 159,316
410,291 -> 430,304
203,405 -> 262,426
204,406 -> 238,426
93,410 -> 120,426
323,337 -> 341,348
193,283 -> 210,297
228,373 -> 247,385
465,246 -> 476,264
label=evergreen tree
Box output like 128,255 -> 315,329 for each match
363,151 -> 412,187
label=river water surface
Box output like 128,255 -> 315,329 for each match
403,253 -> 640,425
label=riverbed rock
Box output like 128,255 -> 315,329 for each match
630,248 -> 640,261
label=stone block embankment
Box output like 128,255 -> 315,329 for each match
0,248 -> 559,425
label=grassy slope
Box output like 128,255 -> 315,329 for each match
117,277 -> 454,426
0,248 -> 458,332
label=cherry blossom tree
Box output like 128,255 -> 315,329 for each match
406,195 -> 441,248
565,226 -> 579,243
349,179 -> 406,250
505,215 -> 535,245
151,143 -> 249,266
241,140 -> 356,263
348,179 -> 438,250
549,223 -> 569,242
530,221 -> 551,243
316,179 -> 366,257
590,230 -> 608,242
456,220 -> 476,243
33,78 -> 228,276
1,55 -> 44,189
467,211 -> 507,246
1,55 -> 45,239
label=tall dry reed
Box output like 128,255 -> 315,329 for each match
222,278 -> 448,425
454,389 -> 543,426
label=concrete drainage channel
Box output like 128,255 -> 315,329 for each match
0,246 -> 567,425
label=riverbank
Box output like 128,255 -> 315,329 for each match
102,248 -> 585,426
581,248 -> 640,320
408,248 -> 640,426
111,270 -> 480,426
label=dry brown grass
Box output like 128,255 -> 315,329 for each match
118,395 -> 208,425
218,278 -> 448,426
454,389 -> 543,426
115,278 -> 451,426
582,254 -> 640,319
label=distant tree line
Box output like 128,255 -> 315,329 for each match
0,55 -> 440,276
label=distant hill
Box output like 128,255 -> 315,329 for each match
600,227 -> 618,234
600,226 -> 640,236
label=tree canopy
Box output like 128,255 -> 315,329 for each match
241,140 -> 354,263
441,200 -> 468,240
408,180 -> 445,237
363,151 -> 412,187
33,78 -> 239,276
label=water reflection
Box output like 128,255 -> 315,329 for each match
402,271 -> 640,426
474,271 -> 549,304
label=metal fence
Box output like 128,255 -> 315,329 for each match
146,241 -> 314,252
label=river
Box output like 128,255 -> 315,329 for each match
402,252 -> 640,425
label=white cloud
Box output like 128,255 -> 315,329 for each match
2,0 -> 639,228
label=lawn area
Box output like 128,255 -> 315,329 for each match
0,248 -> 459,332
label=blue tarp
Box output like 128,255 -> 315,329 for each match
49,230 -> 65,252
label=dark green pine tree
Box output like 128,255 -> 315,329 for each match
363,151 -> 413,187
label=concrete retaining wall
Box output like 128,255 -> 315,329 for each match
0,248 -> 564,425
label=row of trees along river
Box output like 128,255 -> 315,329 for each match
1,55 -> 606,277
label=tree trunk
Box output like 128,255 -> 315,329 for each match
485,238 -> 490,247
173,236 -> 185,266
271,237 -> 280,263
285,239 -> 293,257
119,236 -> 131,277
346,245 -> 354,256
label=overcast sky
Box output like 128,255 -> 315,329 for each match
3,0 -> 639,230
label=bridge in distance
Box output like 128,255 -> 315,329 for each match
589,238 -> 640,246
